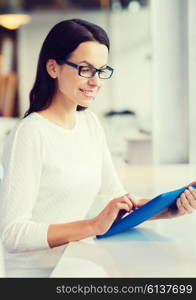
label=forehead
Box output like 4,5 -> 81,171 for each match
69,41 -> 108,67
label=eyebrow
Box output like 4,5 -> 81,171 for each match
78,60 -> 107,68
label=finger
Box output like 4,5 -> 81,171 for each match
114,194 -> 137,212
176,197 -> 186,215
124,194 -> 137,210
122,195 -> 136,211
181,193 -> 194,213
114,195 -> 133,210
185,188 -> 196,209
188,187 -> 196,208
179,193 -> 193,214
116,202 -> 131,213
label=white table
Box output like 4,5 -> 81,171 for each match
50,164 -> 196,278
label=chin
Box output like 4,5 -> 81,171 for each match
79,101 -> 92,108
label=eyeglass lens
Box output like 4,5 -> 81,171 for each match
79,66 -> 112,79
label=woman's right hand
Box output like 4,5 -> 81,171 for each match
93,194 -> 137,236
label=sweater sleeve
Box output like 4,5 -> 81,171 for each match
90,112 -> 127,209
0,122 -> 50,253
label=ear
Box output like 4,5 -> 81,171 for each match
46,59 -> 58,78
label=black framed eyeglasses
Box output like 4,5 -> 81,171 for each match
57,59 -> 114,79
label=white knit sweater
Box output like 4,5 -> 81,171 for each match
0,110 -> 126,277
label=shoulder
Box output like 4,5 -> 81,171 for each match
6,113 -> 44,144
79,109 -> 103,131
1,114 -> 45,168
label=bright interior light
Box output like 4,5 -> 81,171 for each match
0,14 -> 31,30
128,1 -> 141,13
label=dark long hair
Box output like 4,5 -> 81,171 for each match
24,19 -> 110,117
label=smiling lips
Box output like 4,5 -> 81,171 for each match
79,88 -> 96,98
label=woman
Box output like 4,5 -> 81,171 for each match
0,19 -> 195,278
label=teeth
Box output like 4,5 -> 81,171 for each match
84,91 -> 93,96
80,89 -> 95,97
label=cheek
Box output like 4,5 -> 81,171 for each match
97,81 -> 103,92
58,72 -> 78,92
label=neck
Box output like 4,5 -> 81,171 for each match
40,92 -> 78,129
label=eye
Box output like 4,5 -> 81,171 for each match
99,69 -> 107,73
81,66 -> 93,72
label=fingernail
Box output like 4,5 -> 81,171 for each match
189,186 -> 193,190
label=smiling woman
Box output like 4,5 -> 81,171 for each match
0,18 -> 196,278
0,19 -> 132,277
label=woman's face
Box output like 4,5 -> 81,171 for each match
47,41 -> 109,108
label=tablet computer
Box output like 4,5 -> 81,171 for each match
96,185 -> 196,239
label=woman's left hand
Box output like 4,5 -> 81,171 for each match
174,181 -> 196,216
139,181 -> 196,219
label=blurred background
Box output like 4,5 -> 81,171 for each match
0,0 -> 195,171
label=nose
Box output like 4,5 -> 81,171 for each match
87,72 -> 101,87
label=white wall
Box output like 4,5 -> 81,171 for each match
188,0 -> 196,164
109,9 -> 152,117
151,0 -> 189,164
